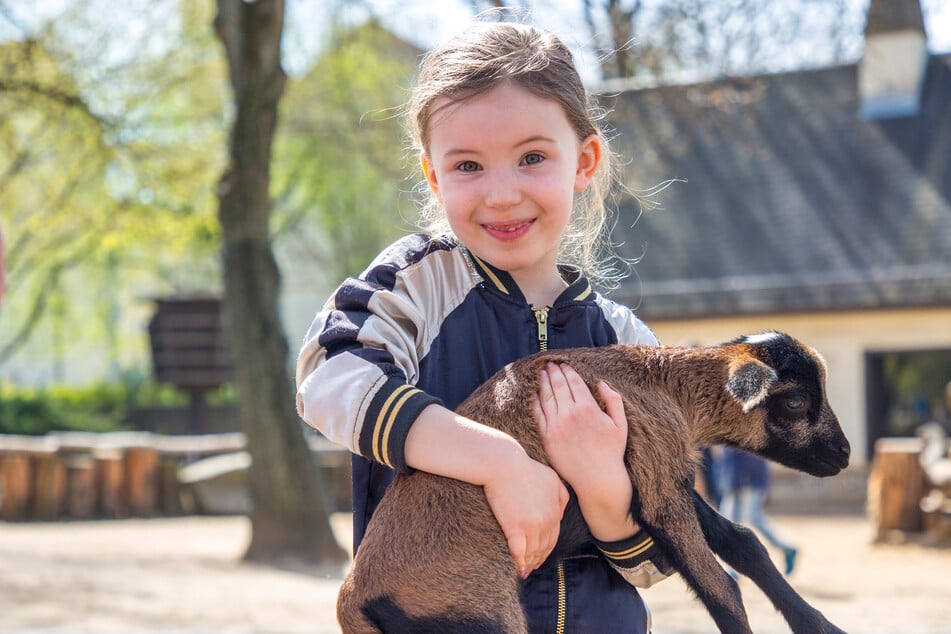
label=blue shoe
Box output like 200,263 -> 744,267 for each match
784,548 -> 798,576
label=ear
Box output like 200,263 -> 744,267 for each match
420,153 -> 442,203
574,134 -> 602,192
726,360 -> 778,413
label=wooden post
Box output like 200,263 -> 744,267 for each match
65,453 -> 98,519
124,445 -> 160,516
55,432 -> 101,520
868,437 -> 927,540
33,451 -> 67,520
95,446 -> 126,518
0,453 -> 32,520
0,435 -> 60,520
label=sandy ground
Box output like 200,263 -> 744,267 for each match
1,513 -> 949,634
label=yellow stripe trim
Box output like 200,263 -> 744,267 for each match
470,254 -> 508,294
573,283 -> 592,301
378,388 -> 418,468
600,536 -> 655,560
372,384 -> 415,467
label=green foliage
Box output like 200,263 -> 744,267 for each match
0,381 -> 134,436
0,390 -> 123,436
273,19 -> 422,285
882,350 -> 951,435
0,371 -> 237,436
0,1 -> 229,372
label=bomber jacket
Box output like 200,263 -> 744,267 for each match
296,233 -> 670,632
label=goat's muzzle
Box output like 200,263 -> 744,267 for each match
809,436 -> 851,476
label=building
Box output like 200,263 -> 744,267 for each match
603,0 -> 951,481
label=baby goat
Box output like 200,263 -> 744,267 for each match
337,332 -> 851,634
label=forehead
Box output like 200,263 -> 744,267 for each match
427,82 -> 576,151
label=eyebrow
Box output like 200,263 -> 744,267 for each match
442,135 -> 558,157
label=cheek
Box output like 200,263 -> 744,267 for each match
535,173 -> 576,217
441,193 -> 476,236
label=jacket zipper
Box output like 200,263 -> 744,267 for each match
531,306 -> 549,351
532,304 -> 565,632
556,559 -> 567,634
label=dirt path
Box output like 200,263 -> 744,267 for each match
1,513 -> 948,633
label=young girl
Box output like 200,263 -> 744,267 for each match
297,21 -> 670,632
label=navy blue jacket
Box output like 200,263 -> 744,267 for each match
297,234 -> 666,632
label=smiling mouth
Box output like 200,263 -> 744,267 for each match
484,221 -> 532,232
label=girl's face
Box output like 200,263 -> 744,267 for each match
421,82 -> 600,288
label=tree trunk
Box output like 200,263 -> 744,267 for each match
213,0 -> 347,566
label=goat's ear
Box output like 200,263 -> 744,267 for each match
726,360 -> 778,413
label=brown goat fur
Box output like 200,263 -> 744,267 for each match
337,332 -> 851,633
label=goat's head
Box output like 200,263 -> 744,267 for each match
720,332 -> 850,477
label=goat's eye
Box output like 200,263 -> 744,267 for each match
783,394 -> 808,413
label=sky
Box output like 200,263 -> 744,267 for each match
285,0 -> 951,80
7,0 -> 951,84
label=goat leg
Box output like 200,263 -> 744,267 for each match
691,490 -> 846,634
640,488 -> 753,633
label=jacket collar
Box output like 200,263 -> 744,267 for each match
465,249 -> 594,306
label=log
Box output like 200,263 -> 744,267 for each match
0,453 -> 32,520
869,437 -> 927,540
95,447 -> 126,518
54,433 -> 101,519
33,451 -> 67,520
65,453 -> 98,519
0,435 -> 60,521
124,446 -> 160,516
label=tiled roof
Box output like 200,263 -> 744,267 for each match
604,54 -> 951,319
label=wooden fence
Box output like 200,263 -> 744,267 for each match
0,431 -> 350,521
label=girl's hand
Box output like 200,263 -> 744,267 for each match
534,363 -> 638,542
483,448 -> 569,579
405,404 -> 568,580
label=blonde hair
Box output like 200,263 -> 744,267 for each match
407,21 -> 623,288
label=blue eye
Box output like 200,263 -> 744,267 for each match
522,153 -> 544,166
457,161 -> 480,172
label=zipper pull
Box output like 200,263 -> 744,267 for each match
531,306 -> 549,351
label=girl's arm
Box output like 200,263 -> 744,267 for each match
406,405 -> 569,578
296,236 -> 569,577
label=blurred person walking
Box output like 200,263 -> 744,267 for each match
719,447 -> 798,576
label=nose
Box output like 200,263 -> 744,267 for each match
838,439 -> 851,461
484,169 -> 521,209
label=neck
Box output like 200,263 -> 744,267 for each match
610,346 -> 737,447
510,268 -> 567,307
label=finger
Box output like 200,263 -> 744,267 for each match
532,395 -> 548,435
522,526 -> 544,577
537,487 -> 568,569
508,533 -> 529,579
536,527 -> 559,572
598,380 -> 627,428
559,363 -> 590,403
537,370 -> 558,419
546,362 -> 572,404
558,481 -> 570,511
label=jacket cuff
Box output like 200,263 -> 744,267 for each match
593,530 -> 661,570
595,530 -> 674,589
358,376 -> 443,472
